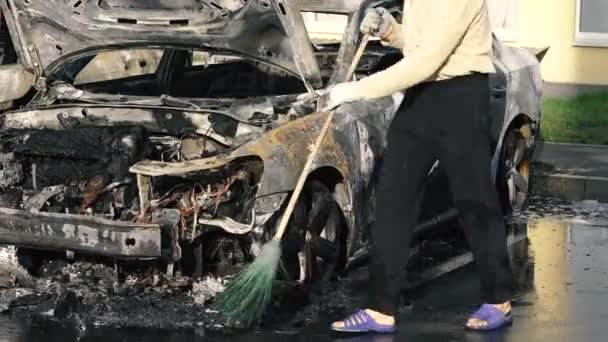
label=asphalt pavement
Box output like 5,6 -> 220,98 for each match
534,142 -> 608,178
7,197 -> 608,342
533,142 -> 608,201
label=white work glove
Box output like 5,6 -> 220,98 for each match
296,83 -> 359,112
360,7 -> 394,38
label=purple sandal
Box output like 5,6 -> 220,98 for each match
466,304 -> 513,331
331,309 -> 396,333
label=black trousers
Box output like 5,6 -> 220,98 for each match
368,74 -> 513,315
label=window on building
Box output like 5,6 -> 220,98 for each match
487,0 -> 519,42
575,0 -> 608,47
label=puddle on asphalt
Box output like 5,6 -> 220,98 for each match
2,197 -> 608,341
511,196 -> 608,226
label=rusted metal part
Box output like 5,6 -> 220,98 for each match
131,112 -> 351,195
0,208 -> 161,258
81,175 -> 108,212
129,111 -> 358,249
130,156 -> 237,177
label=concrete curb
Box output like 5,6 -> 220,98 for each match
539,142 -> 608,149
531,142 -> 608,201
531,172 -> 608,202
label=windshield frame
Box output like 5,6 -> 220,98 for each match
46,44 -> 307,86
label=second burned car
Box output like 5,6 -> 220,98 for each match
0,0 -> 544,289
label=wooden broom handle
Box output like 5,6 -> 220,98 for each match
272,34 -> 371,241
272,110 -> 335,240
345,34 -> 370,82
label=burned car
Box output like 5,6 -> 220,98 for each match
0,0 -> 545,293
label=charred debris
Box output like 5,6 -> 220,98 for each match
0,93 -> 315,305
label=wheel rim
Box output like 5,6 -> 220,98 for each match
503,129 -> 530,210
299,204 -> 340,284
277,186 -> 343,285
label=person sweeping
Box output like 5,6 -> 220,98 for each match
217,0 -> 514,332
323,0 -> 514,333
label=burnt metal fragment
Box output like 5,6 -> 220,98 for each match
0,208 -> 161,258
151,208 -> 182,262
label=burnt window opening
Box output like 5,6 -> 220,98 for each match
169,19 -> 189,26
58,48 -> 306,97
117,18 -> 138,24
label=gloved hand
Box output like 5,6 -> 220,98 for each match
296,82 -> 359,112
360,7 -> 394,38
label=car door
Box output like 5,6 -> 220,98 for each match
489,35 -> 509,153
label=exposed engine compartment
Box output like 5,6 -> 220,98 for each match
0,125 -> 262,259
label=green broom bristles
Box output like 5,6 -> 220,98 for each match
214,239 -> 282,326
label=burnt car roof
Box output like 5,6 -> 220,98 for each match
1,0 -> 322,87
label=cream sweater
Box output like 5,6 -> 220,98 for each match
347,0 -> 495,100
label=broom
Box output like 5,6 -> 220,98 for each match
215,34 -> 371,325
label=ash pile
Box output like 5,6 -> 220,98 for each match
0,254 -> 245,332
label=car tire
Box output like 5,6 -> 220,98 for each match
498,126 -> 532,213
277,181 -> 347,286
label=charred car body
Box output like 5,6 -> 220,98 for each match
0,0 -> 545,288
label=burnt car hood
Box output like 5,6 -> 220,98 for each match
1,0 -> 321,87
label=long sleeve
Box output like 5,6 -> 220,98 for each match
345,0 -> 483,100
381,15 -> 405,49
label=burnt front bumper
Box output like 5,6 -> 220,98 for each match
0,208 -> 161,258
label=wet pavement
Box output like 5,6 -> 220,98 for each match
534,142 -> 608,179
1,197 -> 608,341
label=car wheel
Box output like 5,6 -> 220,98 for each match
278,181 -> 347,285
498,127 -> 531,212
